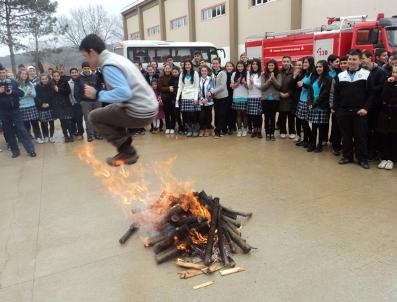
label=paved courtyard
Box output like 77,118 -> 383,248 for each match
0,130 -> 396,302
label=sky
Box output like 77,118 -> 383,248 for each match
0,0 -> 133,56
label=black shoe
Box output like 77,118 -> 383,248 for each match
257,132 -> 263,139
296,140 -> 305,147
338,158 -> 353,165
307,145 -> 316,152
251,132 -> 257,138
314,146 -> 323,153
29,152 -> 37,157
270,134 -> 276,141
332,148 -> 341,156
106,152 -> 139,167
94,135 -> 103,140
303,142 -> 309,148
228,130 -> 233,135
12,152 -> 20,158
87,137 -> 94,142
265,134 -> 271,141
359,161 -> 370,169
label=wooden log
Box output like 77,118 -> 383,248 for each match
193,281 -> 214,290
155,246 -> 179,264
204,198 -> 220,266
224,227 -> 237,254
153,237 -> 172,254
226,228 -> 252,254
222,219 -> 241,237
222,215 -> 241,228
162,205 -> 184,223
221,206 -> 253,218
176,258 -> 207,270
197,191 -> 214,209
227,255 -> 236,268
220,267 -> 245,276
118,224 -> 138,244
217,210 -> 229,266
178,269 -> 204,279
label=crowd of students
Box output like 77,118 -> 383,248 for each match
1,47 -> 397,170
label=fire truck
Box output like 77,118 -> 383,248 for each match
245,13 -> 397,66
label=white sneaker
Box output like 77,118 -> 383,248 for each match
378,160 -> 388,169
280,134 -> 286,139
170,129 -> 175,134
293,136 -> 301,142
242,129 -> 247,137
385,160 -> 394,170
36,138 -> 44,144
237,129 -> 242,137
165,129 -> 170,134
43,137 -> 49,143
49,137 -> 55,143
289,134 -> 296,139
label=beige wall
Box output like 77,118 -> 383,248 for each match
301,0 -> 397,28
164,0 -> 189,41
195,0 -> 229,47
126,13 -> 139,39
238,0 -> 292,44
142,3 -> 161,40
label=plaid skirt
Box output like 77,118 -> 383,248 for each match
19,106 -> 40,122
295,101 -> 309,120
232,101 -> 247,111
39,110 -> 55,122
247,98 -> 262,115
180,99 -> 201,112
307,109 -> 330,124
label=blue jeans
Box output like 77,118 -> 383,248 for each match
0,110 -> 35,155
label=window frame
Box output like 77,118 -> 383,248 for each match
147,25 -> 160,37
356,28 -> 372,45
129,32 -> 140,40
250,0 -> 274,7
201,3 -> 226,21
170,15 -> 187,30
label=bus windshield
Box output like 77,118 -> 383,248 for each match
126,46 -> 219,65
386,27 -> 397,48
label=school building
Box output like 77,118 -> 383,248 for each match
121,0 -> 394,62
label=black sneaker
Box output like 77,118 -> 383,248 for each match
296,140 -> 305,147
359,161 -> 370,169
12,152 -> 20,158
94,135 -> 103,140
257,132 -> 263,139
338,158 -> 353,165
251,132 -> 257,138
265,134 -> 271,141
307,145 -> 316,152
270,134 -> 276,141
29,152 -> 37,157
314,146 -> 323,153
87,137 -> 94,142
106,152 -> 139,167
332,148 -> 341,156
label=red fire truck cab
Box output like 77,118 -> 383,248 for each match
245,13 -> 397,67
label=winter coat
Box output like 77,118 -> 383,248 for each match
378,81 -> 397,134
35,83 -> 55,111
74,71 -> 100,102
367,64 -> 387,110
52,78 -> 72,119
0,79 -> 23,112
307,76 -> 332,110
261,73 -> 282,101
158,73 -> 173,102
279,67 -> 294,112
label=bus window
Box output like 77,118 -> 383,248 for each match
198,48 -> 210,62
210,48 -> 219,62
130,47 -> 149,63
172,47 -> 192,62
155,47 -> 171,63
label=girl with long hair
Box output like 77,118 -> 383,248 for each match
246,58 -> 263,138
295,56 -> 315,147
231,61 -> 248,136
35,74 -> 56,143
176,60 -> 200,137
18,69 -> 43,143
261,59 -> 282,140
307,60 -> 332,152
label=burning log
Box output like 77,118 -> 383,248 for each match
217,210 -> 229,266
119,223 -> 139,244
155,246 -> 179,264
204,198 -> 220,266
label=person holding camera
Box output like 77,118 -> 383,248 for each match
0,64 -> 36,158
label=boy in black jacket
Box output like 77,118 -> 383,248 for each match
333,49 -> 371,169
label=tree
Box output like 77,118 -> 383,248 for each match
58,4 -> 123,49
28,1 -> 58,73
0,0 -> 57,74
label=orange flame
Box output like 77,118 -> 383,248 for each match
190,229 -> 208,245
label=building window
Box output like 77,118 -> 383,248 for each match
147,25 -> 160,37
251,0 -> 273,6
170,16 -> 187,30
130,32 -> 140,40
202,3 -> 225,20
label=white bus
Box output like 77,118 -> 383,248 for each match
113,40 -> 227,68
